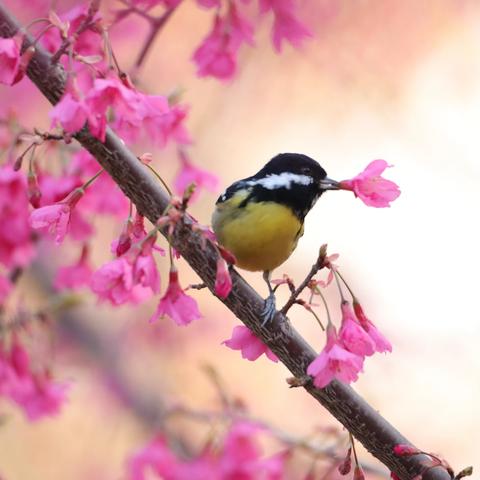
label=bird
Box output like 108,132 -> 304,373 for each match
212,153 -> 339,324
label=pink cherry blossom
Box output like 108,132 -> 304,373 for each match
353,301 -> 392,353
214,258 -> 232,299
340,160 -> 401,208
174,151 -> 219,201
49,92 -> 89,133
260,0 -> 312,52
127,436 -> 180,480
85,76 -> 191,146
0,37 -> 21,85
307,324 -> 364,388
150,268 -> 201,326
193,5 -> 253,81
0,339 -> 69,421
41,4 -> 103,57
338,302 -> 376,357
91,256 -> 136,305
133,254 -> 160,294
54,245 -> 93,290
0,166 -> 34,268
30,197 -> 77,245
223,325 -> 278,362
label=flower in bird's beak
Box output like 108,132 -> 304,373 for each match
339,160 -> 401,207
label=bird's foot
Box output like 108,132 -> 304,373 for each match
260,292 -> 277,326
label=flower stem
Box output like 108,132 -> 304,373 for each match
336,269 -> 357,301
146,164 -> 172,196
82,169 -> 104,190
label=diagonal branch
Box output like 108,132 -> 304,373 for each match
0,4 -> 453,480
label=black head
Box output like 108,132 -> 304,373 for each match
256,153 -> 328,184
219,153 -> 339,220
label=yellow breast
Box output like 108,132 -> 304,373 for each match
212,193 -> 303,272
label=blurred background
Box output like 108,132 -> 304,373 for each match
1,0 -> 479,478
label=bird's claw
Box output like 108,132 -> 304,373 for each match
260,292 -> 277,326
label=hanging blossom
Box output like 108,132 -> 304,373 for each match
223,325 -> 278,362
30,187 -> 85,245
307,299 -> 392,388
0,165 -> 34,268
193,3 -> 254,81
307,323 -> 364,389
0,37 -> 22,86
338,301 -> 376,357
259,0 -> 313,52
150,266 -> 201,326
0,36 -> 34,86
41,3 -> 103,57
214,257 -> 232,298
340,160 -> 401,208
0,338 -> 70,421
91,234 -> 161,305
193,0 -> 311,80
353,300 -> 392,353
54,244 -> 93,291
126,421 -> 287,480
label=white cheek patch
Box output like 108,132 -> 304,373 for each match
248,173 -> 313,190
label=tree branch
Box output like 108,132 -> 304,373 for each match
0,4 -> 453,479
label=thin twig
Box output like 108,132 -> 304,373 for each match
133,2 -> 182,70
280,244 -> 328,315
50,0 -> 101,63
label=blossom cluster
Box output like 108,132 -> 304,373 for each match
307,300 -> 392,388
127,421 -> 286,480
0,337 -> 69,420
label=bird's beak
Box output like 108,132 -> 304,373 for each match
319,177 -> 340,190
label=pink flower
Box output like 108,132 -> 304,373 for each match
54,245 -> 93,290
214,258 -> 232,299
133,254 -> 160,294
340,160 -> 401,208
30,188 -> 84,245
353,301 -> 392,353
150,268 -> 201,326
90,256 -> 132,304
260,0 -> 312,52
0,339 -> 69,421
49,92 -> 89,133
86,77 -> 137,141
0,37 -> 21,85
0,166 -> 34,268
42,4 -> 103,57
174,151 -> 219,201
193,6 -> 253,81
223,325 -> 278,362
307,324 -> 364,388
127,436 -> 180,480
0,275 -> 12,305
338,302 -> 376,357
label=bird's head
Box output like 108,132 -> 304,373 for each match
247,153 -> 339,219
257,153 -> 339,192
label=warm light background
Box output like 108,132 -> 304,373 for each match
1,1 -> 479,479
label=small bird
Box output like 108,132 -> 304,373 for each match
212,153 -> 339,323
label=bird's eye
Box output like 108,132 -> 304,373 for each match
301,167 -> 311,175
